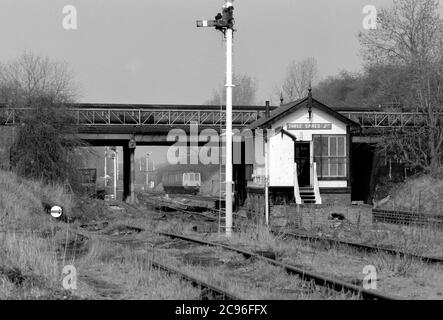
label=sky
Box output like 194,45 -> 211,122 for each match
0,0 -> 441,106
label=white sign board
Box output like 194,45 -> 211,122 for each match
287,123 -> 332,130
50,205 -> 63,218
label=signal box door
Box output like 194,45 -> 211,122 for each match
295,142 -> 311,187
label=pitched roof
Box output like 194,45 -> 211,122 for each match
248,96 -> 360,130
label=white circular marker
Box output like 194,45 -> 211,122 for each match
50,205 -> 63,218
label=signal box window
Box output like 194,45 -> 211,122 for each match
313,135 -> 347,178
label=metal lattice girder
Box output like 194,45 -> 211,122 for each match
200,111 -> 212,124
2,107 -> 439,129
109,110 -> 125,124
124,110 -> 139,124
343,112 -> 433,128
2,108 -> 28,125
154,111 -> 168,125
92,110 -> 110,124
4,109 -> 15,124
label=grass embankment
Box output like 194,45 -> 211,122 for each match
377,174 -> 443,215
0,170 -> 199,299
0,170 -> 73,299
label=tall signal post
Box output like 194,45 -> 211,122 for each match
197,0 -> 235,237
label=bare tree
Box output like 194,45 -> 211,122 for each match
359,0 -> 443,68
380,64 -> 443,174
359,0 -> 443,175
0,51 -> 77,106
205,74 -> 258,106
280,57 -> 319,102
0,52 -> 84,186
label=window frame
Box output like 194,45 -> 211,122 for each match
313,134 -> 348,180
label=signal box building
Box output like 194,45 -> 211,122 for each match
242,90 -> 360,214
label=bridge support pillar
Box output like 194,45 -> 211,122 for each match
123,145 -> 130,202
122,141 -> 136,203
123,144 -> 135,203
130,146 -> 135,203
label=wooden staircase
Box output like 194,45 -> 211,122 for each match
299,187 -> 316,204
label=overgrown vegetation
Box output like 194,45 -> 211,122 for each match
0,170 -> 74,230
376,174 -> 443,215
0,170 -> 73,299
9,98 -> 85,187
0,52 -> 85,188
316,0 -> 443,175
0,170 -> 201,299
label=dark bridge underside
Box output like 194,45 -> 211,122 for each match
77,124 -> 231,146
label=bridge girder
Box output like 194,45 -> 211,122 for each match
1,107 -> 439,131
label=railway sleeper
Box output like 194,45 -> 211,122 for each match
159,232 -> 399,300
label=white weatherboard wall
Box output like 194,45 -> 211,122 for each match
272,107 -> 347,140
266,106 -> 348,188
269,133 -> 294,186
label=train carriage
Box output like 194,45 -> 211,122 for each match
162,172 -> 201,195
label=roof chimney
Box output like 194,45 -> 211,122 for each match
265,101 -> 270,118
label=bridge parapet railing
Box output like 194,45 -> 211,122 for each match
71,109 -> 264,127
341,111 -> 434,128
3,108 -> 439,129
0,108 -> 20,125
0,108 -> 264,127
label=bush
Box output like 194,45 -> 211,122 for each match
9,97 -> 85,189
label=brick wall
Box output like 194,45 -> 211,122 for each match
245,188 -> 371,230
297,204 -> 372,230
267,203 -> 372,230
320,192 -> 352,206
270,205 -> 302,228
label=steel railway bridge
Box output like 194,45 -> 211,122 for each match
0,103 -> 436,203
0,104 -> 432,129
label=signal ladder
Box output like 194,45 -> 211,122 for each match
216,152 -> 236,233
217,152 -> 226,234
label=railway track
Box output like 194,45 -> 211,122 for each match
159,232 -> 398,300
143,191 -> 443,230
372,209 -> 443,229
278,231 -> 443,265
139,193 -> 442,278
151,260 -> 241,300
165,206 -> 443,265
77,222 -> 240,300
83,201 -> 440,299
79,221 -> 356,299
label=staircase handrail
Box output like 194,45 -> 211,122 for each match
312,162 -> 322,204
293,162 -> 302,204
